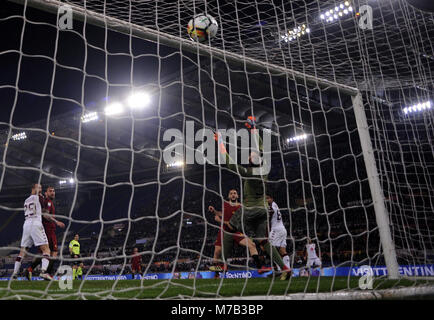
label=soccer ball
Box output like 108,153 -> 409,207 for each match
187,14 -> 218,43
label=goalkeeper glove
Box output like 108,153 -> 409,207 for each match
245,116 -> 257,133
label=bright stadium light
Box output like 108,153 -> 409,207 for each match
11,132 -> 27,141
59,180 -> 67,185
166,161 -> 184,168
282,24 -> 310,43
321,1 -> 352,23
127,91 -> 151,109
81,111 -> 99,123
287,133 -> 308,143
104,102 -> 124,116
403,101 -> 432,115
69,178 -> 75,184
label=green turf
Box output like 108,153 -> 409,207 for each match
0,277 -> 433,299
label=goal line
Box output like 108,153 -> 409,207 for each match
207,285 -> 434,300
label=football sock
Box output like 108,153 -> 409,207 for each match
41,255 -> 50,272
283,255 -> 290,269
13,256 -> 22,274
30,257 -> 42,270
46,258 -> 55,275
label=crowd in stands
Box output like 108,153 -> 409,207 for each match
1,157 -> 431,277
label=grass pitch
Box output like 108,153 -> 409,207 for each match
1,276 -> 433,299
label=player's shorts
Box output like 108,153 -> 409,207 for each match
214,229 -> 244,247
306,257 -> 322,268
229,207 -> 268,240
269,227 -> 287,248
71,254 -> 81,265
21,219 -> 49,248
44,229 -> 58,252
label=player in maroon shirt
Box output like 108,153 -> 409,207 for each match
208,189 -> 263,274
26,186 -> 64,279
130,247 -> 142,279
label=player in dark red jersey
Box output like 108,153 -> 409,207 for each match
208,189 -> 264,273
130,247 -> 142,279
26,186 -> 65,280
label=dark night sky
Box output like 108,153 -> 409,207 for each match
0,0 -> 194,126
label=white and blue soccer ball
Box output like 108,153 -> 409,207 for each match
187,14 -> 218,43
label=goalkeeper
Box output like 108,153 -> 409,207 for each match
216,117 -> 291,280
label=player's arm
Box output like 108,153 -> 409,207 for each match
41,212 -> 65,228
208,205 -> 222,217
69,241 -> 73,255
223,221 -> 232,229
212,210 -> 233,230
38,195 -> 45,207
34,196 -> 43,216
214,131 -> 251,176
245,116 -> 265,155
224,117 -> 265,176
214,215 -> 231,228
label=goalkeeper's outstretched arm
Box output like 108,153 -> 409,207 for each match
215,116 -> 265,176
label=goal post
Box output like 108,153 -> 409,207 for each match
351,93 -> 400,279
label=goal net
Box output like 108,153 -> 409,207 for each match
0,0 -> 433,299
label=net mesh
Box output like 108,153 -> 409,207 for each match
0,0 -> 433,299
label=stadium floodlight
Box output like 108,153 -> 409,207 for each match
81,111 -> 99,123
11,132 -> 27,141
320,1 -> 352,23
69,178 -> 75,184
104,102 -> 124,116
287,133 -> 308,143
403,101 -> 432,115
166,161 -> 184,168
282,24 -> 310,42
127,91 -> 151,109
59,180 -> 67,185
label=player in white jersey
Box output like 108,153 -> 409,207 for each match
305,238 -> 322,273
12,184 -> 53,280
266,195 -> 290,270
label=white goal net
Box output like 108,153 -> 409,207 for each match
0,0 -> 433,299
